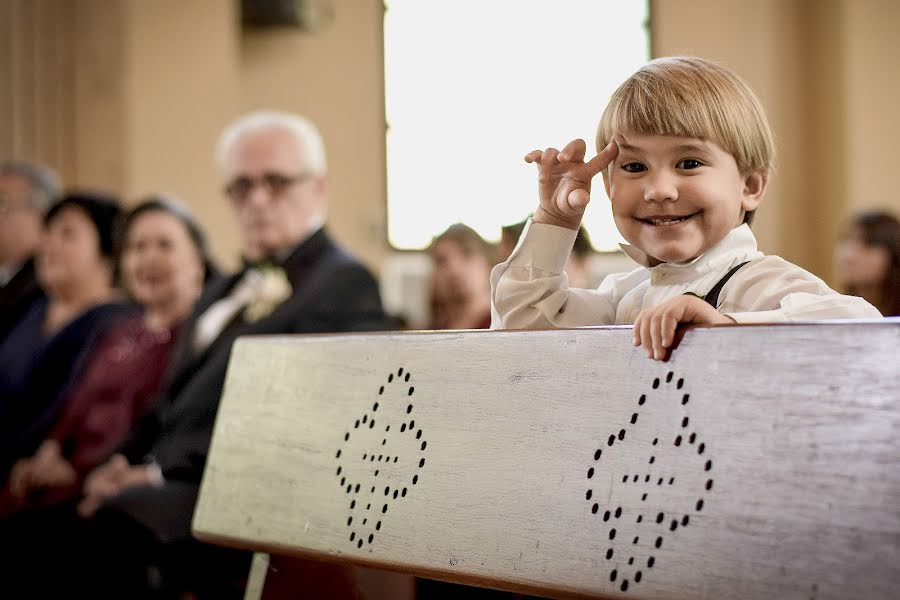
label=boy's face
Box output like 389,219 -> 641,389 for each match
602,133 -> 766,266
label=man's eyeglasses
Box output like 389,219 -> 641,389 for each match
224,172 -> 312,202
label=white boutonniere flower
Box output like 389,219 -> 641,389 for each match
243,265 -> 292,322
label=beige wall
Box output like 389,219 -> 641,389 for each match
3,0 -> 899,282
239,0 -> 387,272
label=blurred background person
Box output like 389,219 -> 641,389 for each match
0,193 -> 132,476
428,223 -> 493,330
0,160 -> 61,340
834,210 -> 900,316
1,197 -> 215,516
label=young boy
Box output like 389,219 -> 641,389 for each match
491,56 -> 881,360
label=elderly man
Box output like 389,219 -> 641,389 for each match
0,160 -> 60,340
2,112 -> 390,597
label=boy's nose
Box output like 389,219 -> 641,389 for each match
643,172 -> 678,203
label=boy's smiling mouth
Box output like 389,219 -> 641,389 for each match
640,212 -> 699,226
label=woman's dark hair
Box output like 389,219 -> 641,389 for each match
118,196 -> 219,283
845,210 -> 900,316
44,192 -> 123,260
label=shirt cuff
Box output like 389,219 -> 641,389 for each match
508,220 -> 578,275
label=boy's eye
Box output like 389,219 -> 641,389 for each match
677,159 -> 703,169
621,162 -> 646,173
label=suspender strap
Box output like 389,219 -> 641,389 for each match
703,261 -> 750,309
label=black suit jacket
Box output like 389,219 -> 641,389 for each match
0,258 -> 43,342
123,229 -> 391,482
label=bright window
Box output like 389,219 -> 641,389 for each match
384,0 -> 650,250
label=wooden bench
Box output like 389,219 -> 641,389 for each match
193,320 -> 900,599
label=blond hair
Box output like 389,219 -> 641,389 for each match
596,57 -> 775,223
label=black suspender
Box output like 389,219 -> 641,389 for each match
701,260 -> 750,309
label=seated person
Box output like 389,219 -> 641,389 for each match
833,210 -> 899,316
0,193 -> 132,473
1,197 -> 215,516
428,223 -> 494,330
0,160 -> 61,341
0,111 -> 393,598
491,56 -> 881,360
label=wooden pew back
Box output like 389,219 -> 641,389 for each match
194,321 -> 900,599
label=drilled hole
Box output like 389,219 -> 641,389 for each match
595,449 -> 602,460
652,378 -> 660,389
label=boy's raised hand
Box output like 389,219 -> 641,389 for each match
633,295 -> 735,360
526,138 -> 618,231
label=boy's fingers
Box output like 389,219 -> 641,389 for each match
661,312 -> 679,348
524,150 -> 543,164
585,140 -> 619,176
649,313 -> 665,359
558,138 -> 587,162
566,188 -> 590,211
541,147 -> 560,165
640,313 -> 653,358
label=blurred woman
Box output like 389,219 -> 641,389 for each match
428,224 -> 494,330
834,210 -> 899,316
1,197 -> 214,514
0,193 -> 130,472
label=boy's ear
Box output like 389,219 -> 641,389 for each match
741,170 -> 768,212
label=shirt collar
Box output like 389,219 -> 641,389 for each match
620,224 -> 760,282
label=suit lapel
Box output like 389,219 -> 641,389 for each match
164,229 -> 335,393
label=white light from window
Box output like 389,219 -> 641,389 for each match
385,0 -> 650,250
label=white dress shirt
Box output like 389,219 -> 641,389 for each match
491,220 -> 881,329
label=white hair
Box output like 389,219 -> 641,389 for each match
215,111 -> 327,174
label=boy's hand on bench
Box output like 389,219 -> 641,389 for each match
633,295 -> 734,360
526,138 -> 618,231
